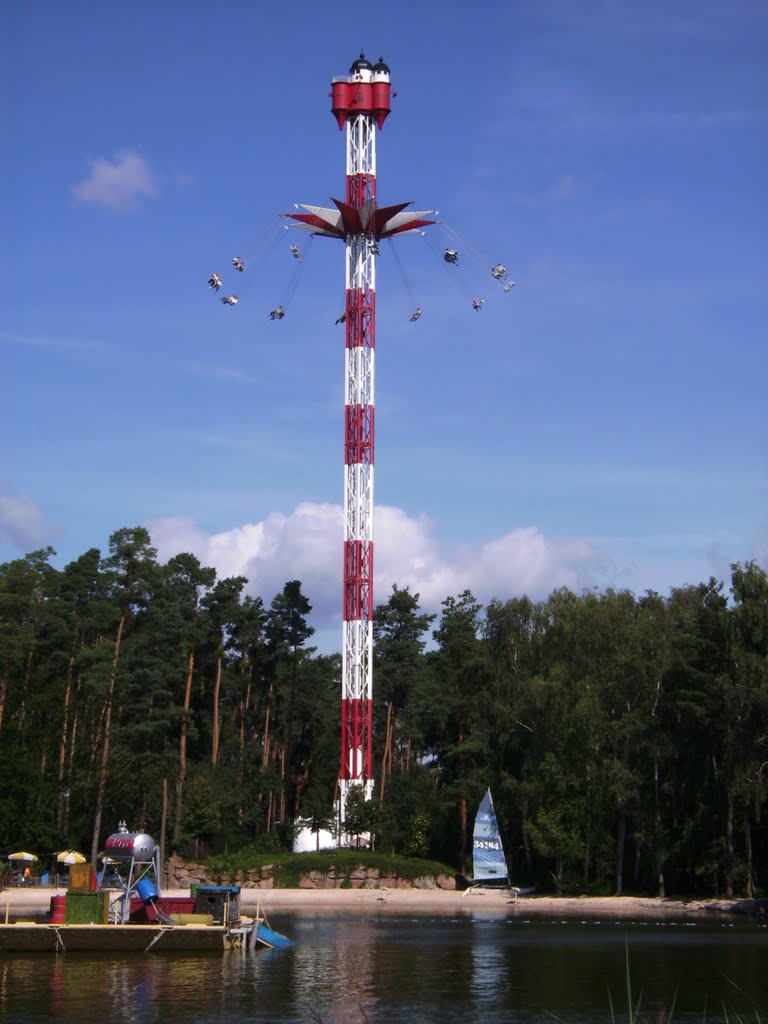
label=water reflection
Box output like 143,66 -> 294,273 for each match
469,919 -> 508,1009
0,916 -> 765,1023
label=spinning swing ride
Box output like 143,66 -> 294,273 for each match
206,52 -> 515,827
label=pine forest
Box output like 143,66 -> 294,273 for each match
1,526 -> 766,899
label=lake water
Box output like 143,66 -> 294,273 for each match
1,909 -> 766,1023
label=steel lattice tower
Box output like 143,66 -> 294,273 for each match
287,53 -> 434,826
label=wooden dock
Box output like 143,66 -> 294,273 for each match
0,922 -> 237,952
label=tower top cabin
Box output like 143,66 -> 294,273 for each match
331,51 -> 392,130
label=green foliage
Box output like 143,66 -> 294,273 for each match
342,785 -> 379,844
401,810 -> 430,859
0,534 -> 766,901
179,774 -> 224,850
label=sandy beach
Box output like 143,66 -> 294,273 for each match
1,885 -> 754,920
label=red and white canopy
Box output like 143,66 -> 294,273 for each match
286,199 -> 435,239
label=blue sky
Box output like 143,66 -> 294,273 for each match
2,0 -> 766,644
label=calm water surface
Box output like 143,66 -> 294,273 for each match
1,910 -> 766,1023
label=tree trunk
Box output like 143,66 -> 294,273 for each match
237,670 -> 252,826
267,790 -> 274,832
725,795 -> 735,898
555,855 -> 564,893
459,794 -> 468,876
522,800 -> 533,877
744,812 -> 754,898
294,766 -> 310,817
56,643 -> 77,837
584,837 -> 591,889
653,744 -> 665,897
281,652 -> 298,826
262,683 -> 273,766
279,747 -> 286,822
173,646 -> 196,851
379,701 -> 393,802
211,649 -> 222,766
17,622 -> 38,729
90,612 -> 126,866
66,709 -> 79,835
0,665 -> 9,736
615,812 -> 626,896
458,715 -> 467,874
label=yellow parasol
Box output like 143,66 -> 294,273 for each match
7,851 -> 38,861
56,850 -> 87,865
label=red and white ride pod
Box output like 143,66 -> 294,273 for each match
330,54 -> 391,131
103,830 -> 158,862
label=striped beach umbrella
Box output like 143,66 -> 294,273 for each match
56,850 -> 86,865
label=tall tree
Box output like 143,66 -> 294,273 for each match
482,596 -> 541,877
373,586 -> 433,802
54,548 -> 108,841
430,590 -> 488,873
265,581 -> 315,820
90,528 -> 158,864
227,594 -> 268,826
164,552 -> 216,852
0,547 -> 58,737
203,575 -> 247,767
725,562 -> 768,896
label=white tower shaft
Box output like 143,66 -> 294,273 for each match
340,113 -> 377,820
286,56 -> 435,835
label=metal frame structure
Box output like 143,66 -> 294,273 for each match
97,823 -> 161,923
341,112 -> 376,814
287,54 -> 434,829
99,848 -> 161,924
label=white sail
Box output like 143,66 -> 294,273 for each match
472,789 -> 509,884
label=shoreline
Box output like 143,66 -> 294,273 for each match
1,886 -> 761,920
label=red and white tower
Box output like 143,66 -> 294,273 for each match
287,53 -> 434,825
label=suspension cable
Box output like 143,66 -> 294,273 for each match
387,237 -> 418,310
281,233 -> 315,309
420,224 -> 476,303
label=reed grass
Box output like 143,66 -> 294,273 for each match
542,942 -> 761,1024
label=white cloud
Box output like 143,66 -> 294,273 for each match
0,495 -> 52,549
147,502 -> 607,627
72,151 -> 158,212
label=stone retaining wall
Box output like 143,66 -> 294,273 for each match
166,855 -> 455,891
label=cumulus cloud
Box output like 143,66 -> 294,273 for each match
147,502 -> 607,627
72,151 -> 158,212
0,495 -> 52,549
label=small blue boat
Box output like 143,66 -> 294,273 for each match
256,921 -> 294,949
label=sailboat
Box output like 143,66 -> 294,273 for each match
471,789 -> 509,887
466,789 -> 534,900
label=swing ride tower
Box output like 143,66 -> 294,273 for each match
286,54 -> 435,826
